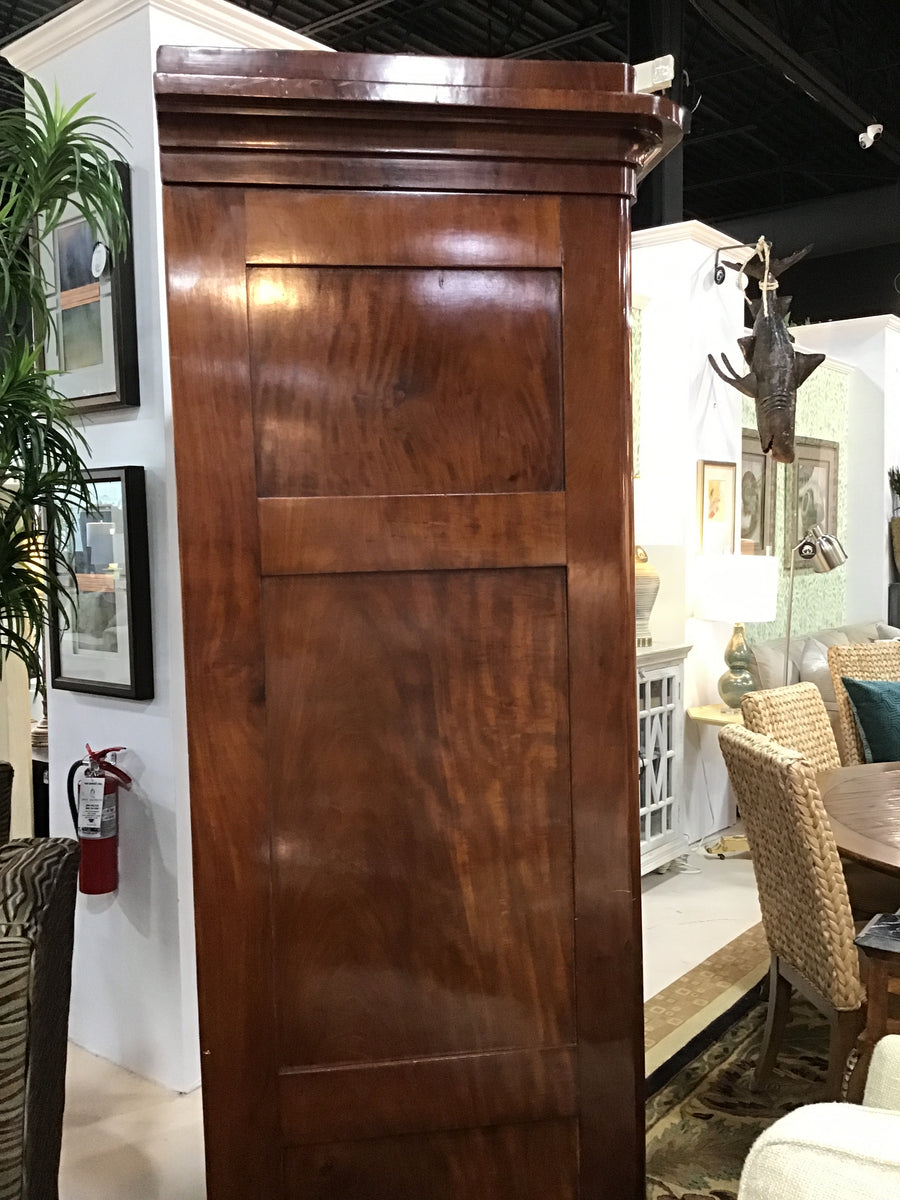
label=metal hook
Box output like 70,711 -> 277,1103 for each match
713,241 -> 760,285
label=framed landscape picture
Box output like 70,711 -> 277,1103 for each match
697,460 -> 736,554
50,466 -> 153,699
784,436 -> 840,569
740,428 -> 777,555
40,161 -> 139,413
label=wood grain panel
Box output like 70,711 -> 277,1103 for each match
160,148 -> 634,197
263,569 -> 574,1066
258,493 -> 566,575
247,267 -> 563,497
278,1046 -> 576,1144
560,195 -> 644,1199
156,46 -> 631,95
246,191 -> 561,267
161,187 -> 280,1195
284,1120 -> 578,1200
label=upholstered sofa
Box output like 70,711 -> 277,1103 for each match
748,620 -> 900,759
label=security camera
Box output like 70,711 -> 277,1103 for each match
859,123 -> 883,149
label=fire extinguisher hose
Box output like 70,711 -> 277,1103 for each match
66,759 -> 81,832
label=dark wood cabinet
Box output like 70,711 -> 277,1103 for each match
156,49 -> 682,1200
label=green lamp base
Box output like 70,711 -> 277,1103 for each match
717,621 -> 757,710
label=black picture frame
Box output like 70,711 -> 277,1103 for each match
41,160 -> 139,413
50,466 -> 153,699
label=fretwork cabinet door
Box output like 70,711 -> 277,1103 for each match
157,48 -> 682,1200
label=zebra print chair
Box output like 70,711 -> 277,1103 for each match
0,837 -> 79,1200
0,762 -> 11,845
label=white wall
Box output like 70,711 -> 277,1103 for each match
632,222 -> 748,842
5,0 -> 326,1092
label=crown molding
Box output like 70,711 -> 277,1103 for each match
631,219 -> 739,252
3,0 -> 329,73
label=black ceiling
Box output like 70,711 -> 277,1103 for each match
2,0 -> 899,303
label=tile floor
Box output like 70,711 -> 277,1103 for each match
59,842 -> 761,1199
641,843 -> 761,999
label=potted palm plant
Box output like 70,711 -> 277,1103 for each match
0,78 -> 127,689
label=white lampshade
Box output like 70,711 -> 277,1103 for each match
692,554 -> 778,624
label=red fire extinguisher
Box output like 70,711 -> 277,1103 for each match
67,745 -> 132,895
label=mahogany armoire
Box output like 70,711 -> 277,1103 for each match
155,49 -> 682,1200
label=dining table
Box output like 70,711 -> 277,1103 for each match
817,760 -> 900,878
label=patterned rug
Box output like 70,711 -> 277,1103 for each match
645,997 -> 830,1199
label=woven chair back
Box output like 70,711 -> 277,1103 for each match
741,682 -> 841,772
827,642 -> 900,765
719,725 -> 863,1011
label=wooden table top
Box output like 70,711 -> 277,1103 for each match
687,703 -> 744,727
818,761 -> 900,877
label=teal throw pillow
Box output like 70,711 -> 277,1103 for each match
841,676 -> 900,763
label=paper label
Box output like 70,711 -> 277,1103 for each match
78,779 -> 116,839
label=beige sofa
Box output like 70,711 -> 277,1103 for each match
749,620 -> 900,758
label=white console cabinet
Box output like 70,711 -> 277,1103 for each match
637,644 -> 691,874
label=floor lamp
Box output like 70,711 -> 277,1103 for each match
783,523 -> 848,686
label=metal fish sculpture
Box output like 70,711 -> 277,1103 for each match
708,243 -> 825,464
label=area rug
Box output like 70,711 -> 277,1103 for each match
645,923 -> 769,1077
645,997 -> 830,1199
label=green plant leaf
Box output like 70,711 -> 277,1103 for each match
0,77 -> 128,690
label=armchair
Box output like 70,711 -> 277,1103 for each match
738,1034 -> 900,1199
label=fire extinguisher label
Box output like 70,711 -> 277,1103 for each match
78,779 -> 116,839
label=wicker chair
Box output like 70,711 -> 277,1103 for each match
0,837 -> 80,1200
741,682 -> 841,772
740,683 -> 900,917
719,725 -> 866,1098
828,642 -> 900,766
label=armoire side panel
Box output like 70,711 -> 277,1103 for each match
284,1119 -> 578,1200
263,568 -> 575,1068
248,267 -> 563,497
158,48 -> 683,1200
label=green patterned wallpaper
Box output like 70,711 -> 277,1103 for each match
744,362 -> 850,642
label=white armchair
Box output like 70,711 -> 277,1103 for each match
737,1034 -> 900,1199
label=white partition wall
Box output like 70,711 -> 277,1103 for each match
632,222 -> 748,842
4,0 -> 326,1092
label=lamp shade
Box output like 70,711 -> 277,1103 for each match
803,523 -> 848,573
693,554 -> 779,624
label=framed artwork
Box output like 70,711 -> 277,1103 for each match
40,161 -> 139,413
50,466 -> 153,699
783,436 -> 840,570
697,460 -> 737,554
740,429 -> 777,555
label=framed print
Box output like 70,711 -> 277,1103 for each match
40,161 -> 139,413
784,436 -> 840,569
740,429 -> 777,555
50,467 -> 153,699
697,460 -> 736,554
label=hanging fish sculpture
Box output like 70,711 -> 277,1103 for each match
708,242 -> 825,463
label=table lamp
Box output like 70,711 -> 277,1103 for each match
784,524 -> 847,685
694,554 -> 779,709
